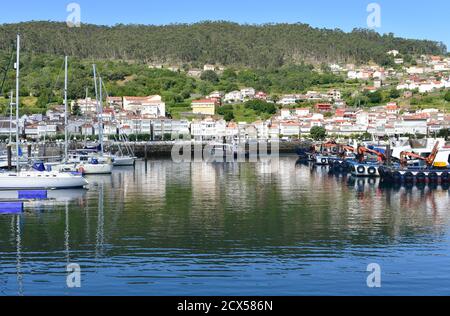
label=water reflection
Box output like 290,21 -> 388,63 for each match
0,157 -> 449,295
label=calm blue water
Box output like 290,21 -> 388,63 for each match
1,157 -> 450,296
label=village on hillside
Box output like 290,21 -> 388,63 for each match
1,50 -> 449,142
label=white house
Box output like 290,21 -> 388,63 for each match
280,122 -> 300,137
295,108 -> 310,117
240,88 -> 256,99
190,118 -> 222,141
75,97 -> 98,114
123,95 -> 166,117
224,91 -> 243,103
278,95 -> 298,106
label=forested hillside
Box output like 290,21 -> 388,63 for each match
0,51 -> 343,115
0,21 -> 446,68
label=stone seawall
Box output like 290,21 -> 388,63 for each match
128,141 -> 310,158
2,141 -> 311,160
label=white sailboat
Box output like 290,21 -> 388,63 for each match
76,66 -> 113,175
0,35 -> 88,190
50,60 -> 112,175
112,156 -> 136,166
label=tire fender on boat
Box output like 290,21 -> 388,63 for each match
367,167 -> 377,175
416,172 -> 426,182
357,166 -> 366,174
404,172 -> 414,182
428,172 -> 438,182
393,171 -> 402,182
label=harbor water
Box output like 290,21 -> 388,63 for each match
0,156 -> 450,296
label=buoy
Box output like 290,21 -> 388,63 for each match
78,166 -> 85,174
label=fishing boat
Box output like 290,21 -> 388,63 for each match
379,143 -> 450,183
0,35 -> 88,190
390,138 -> 447,161
348,145 -> 387,177
312,141 -> 342,166
296,145 -> 315,162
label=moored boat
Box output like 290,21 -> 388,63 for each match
0,170 -> 88,190
0,35 -> 88,190
379,143 -> 450,183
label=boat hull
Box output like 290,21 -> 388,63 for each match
112,157 -> 136,166
0,171 -> 88,190
348,162 -> 380,177
379,166 -> 450,183
78,163 -> 113,175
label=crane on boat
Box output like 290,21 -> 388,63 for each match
400,142 -> 440,168
356,146 -> 387,163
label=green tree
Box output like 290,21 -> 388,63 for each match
367,90 -> 383,105
444,91 -> 450,102
389,89 -> 401,99
224,112 -> 235,122
310,126 -> 327,141
200,70 -> 219,83
244,99 -> 277,115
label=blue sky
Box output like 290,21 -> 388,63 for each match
1,0 -> 449,49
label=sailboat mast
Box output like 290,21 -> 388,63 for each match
92,64 -> 103,156
15,34 -> 20,172
99,77 -> 104,157
9,90 -> 13,144
64,56 -> 69,162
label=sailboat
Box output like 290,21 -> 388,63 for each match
65,65 -> 113,175
49,60 -> 112,175
0,35 -> 88,190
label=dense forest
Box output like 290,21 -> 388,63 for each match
0,51 -> 344,115
0,21 -> 446,68
0,21 -> 448,118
